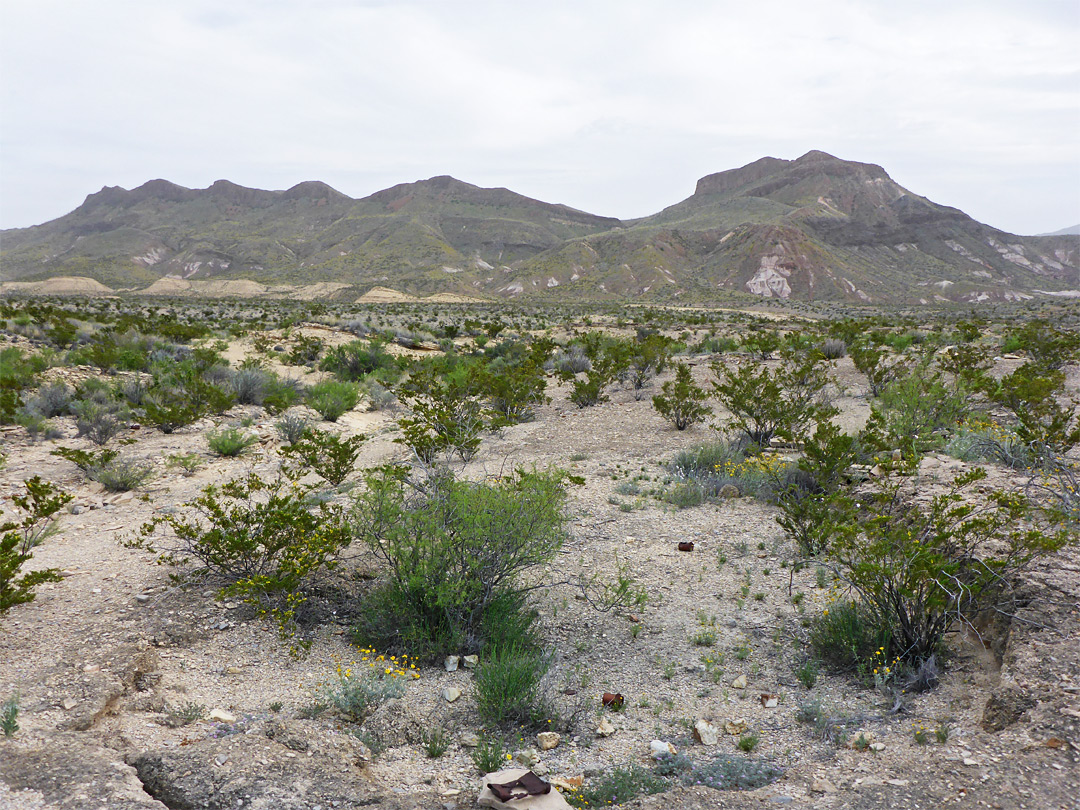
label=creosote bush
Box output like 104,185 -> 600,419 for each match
822,461 -> 1073,666
652,363 -> 712,430
1,477 -> 70,615
128,470 -> 352,647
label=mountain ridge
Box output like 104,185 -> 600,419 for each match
3,151 -> 1077,304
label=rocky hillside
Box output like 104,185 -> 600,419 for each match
3,152 -> 1077,304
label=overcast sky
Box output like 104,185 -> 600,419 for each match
2,0 -> 1077,235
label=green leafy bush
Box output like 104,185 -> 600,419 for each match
307,380 -> 361,422
862,358 -> 968,457
824,462 -> 1073,665
280,428 -> 365,486
396,362 -> 487,463
474,643 -> 553,725
319,339 -> 398,382
130,471 -> 352,645
652,363 -> 712,430
206,426 -> 258,457
351,467 -> 570,658
711,355 -> 836,447
774,422 -> 858,556
316,661 -> 407,721
1,477 -> 70,616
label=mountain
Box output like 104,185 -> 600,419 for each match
1040,224 -> 1080,237
3,152 -> 1077,304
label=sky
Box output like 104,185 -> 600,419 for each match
1,0 -> 1078,235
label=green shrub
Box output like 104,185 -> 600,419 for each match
471,733 -> 508,775
396,362 -> 486,463
1,694 -> 19,737
285,334 -> 324,365
319,339 -> 398,382
474,643 -> 553,725
142,356 -> 235,433
850,341 -> 906,397
24,382 -> 72,418
566,763 -> 668,808
1007,319 -> 1080,370
351,467 -> 570,658
484,359 -> 548,425
984,363 -> 1079,456
652,363 -> 712,430
280,428 -> 365,486
129,471 -> 352,646
275,413 -> 310,445
810,598 -> 892,673
316,661 -> 407,721
774,422 -> 858,556
206,426 -> 258,457
824,462 -> 1073,666
681,753 -> 783,791
52,447 -> 155,492
862,358 -> 968,458
1,477 -> 70,615
307,380 -> 361,422
91,455 -> 156,492
72,400 -> 125,446
711,355 -> 836,447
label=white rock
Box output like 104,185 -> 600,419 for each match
444,655 -> 460,672
463,654 -> 479,669
731,674 -> 747,689
441,687 -> 462,703
514,748 -> 540,767
650,740 -> 677,759
811,778 -> 837,794
208,709 -> 236,724
537,731 -> 561,751
595,717 -> 616,737
693,719 -> 719,746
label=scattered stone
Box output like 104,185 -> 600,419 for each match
441,687 -> 462,703
462,655 -> 478,669
537,731 -> 561,751
760,693 -> 778,708
886,778 -> 910,787
214,754 -> 229,767
444,655 -> 460,672
723,719 -> 747,735
963,757 -> 980,767
869,742 -> 886,752
693,719 -> 719,746
718,484 -> 740,499
650,740 -> 677,759
514,748 -> 540,767
811,778 -> 837,794
135,593 -> 151,604
550,776 -> 583,791
208,709 -> 237,724
62,698 -> 78,711
460,732 -> 480,748
595,718 -> 616,737
731,674 -> 747,689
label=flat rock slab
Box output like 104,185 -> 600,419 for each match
0,733 -> 168,810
